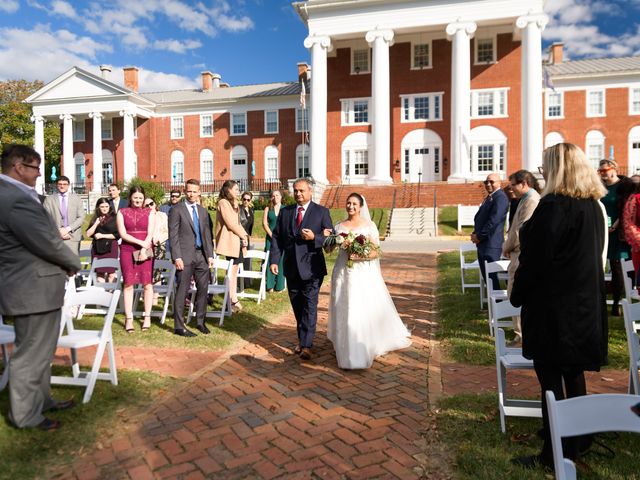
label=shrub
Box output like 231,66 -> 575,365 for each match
124,178 -> 165,204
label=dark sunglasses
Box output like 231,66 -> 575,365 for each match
144,201 -> 155,207
242,197 -> 251,201
170,194 -> 181,198
483,180 -> 498,185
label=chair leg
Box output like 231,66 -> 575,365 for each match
186,291 -> 196,325
0,345 -> 10,391
83,340 -> 107,404
107,340 -> 118,386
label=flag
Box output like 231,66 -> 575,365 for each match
543,68 -> 556,92
300,79 -> 306,109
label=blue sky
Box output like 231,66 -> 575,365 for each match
0,0 -> 638,93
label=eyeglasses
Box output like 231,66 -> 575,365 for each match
242,198 -> 251,202
483,180 -> 498,185
537,166 -> 544,174
170,194 -> 181,199
144,201 -> 155,207
18,162 -> 40,171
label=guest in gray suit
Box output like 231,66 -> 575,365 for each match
169,179 -> 215,337
43,175 -> 85,254
0,144 -> 81,431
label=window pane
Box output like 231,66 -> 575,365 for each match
477,92 -> 494,116
403,97 -> 410,121
101,120 -> 112,139
354,150 -> 368,175
414,43 -> 429,68
498,144 -> 505,171
201,115 -> 213,136
477,38 -> 494,63
172,117 -> 183,138
588,143 -> 604,167
589,91 -> 604,115
632,88 -> 640,113
414,96 -> 429,120
498,91 -> 506,116
232,113 -> 246,134
353,100 -> 368,123
477,145 -> 494,171
297,149 -> 309,177
434,147 -> 440,174
434,95 -> 441,120
73,121 -> 84,142
296,108 -> 309,131
353,49 -> 369,72
266,111 -> 278,133
201,160 -> 213,183
548,93 -> 562,117
266,155 -> 278,179
404,149 -> 410,174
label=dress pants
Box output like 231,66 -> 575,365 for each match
286,273 -> 323,348
8,309 -> 61,428
173,250 -> 209,330
477,247 -> 501,291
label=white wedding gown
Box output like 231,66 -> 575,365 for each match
327,220 -> 412,369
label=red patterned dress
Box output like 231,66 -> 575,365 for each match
119,207 -> 153,285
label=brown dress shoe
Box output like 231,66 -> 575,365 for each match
299,348 -> 312,360
294,345 -> 302,354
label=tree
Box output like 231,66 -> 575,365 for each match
0,79 -> 61,179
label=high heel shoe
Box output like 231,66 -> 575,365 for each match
141,314 -> 151,331
125,317 -> 135,334
231,301 -> 243,313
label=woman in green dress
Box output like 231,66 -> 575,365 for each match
264,190 -> 286,292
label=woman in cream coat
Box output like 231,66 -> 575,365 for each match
215,180 -> 248,312
503,170 -> 541,345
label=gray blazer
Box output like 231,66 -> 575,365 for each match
43,192 -> 84,243
168,201 -> 214,264
0,179 -> 81,316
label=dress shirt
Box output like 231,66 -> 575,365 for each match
296,200 -> 311,223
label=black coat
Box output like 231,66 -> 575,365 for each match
511,194 -> 608,371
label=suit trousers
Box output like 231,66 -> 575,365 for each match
173,250 -> 210,330
477,247 -> 501,291
8,309 -> 61,428
287,273 -> 323,348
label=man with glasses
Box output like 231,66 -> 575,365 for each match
160,189 -> 181,215
43,175 -> 84,255
0,144 -> 81,430
239,192 -> 255,290
471,172 -> 509,291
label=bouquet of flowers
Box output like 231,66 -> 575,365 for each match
323,231 -> 379,267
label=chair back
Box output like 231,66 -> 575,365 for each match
457,204 -> 479,232
212,258 -> 232,285
491,299 -> 521,332
622,259 -> 637,303
61,289 -> 121,337
153,259 -> 177,287
86,258 -> 122,290
243,250 -> 268,261
621,299 -> 640,394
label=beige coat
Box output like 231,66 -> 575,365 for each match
504,189 -> 541,297
215,198 -> 248,258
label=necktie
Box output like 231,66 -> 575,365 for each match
61,194 -> 69,227
296,206 -> 304,229
192,205 -> 202,248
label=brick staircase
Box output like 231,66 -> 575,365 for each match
321,181 -> 487,209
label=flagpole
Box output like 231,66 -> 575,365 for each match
300,76 -> 307,178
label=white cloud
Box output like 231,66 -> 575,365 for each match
216,14 -> 253,32
51,0 -> 77,19
0,0 -> 18,13
153,38 -> 202,54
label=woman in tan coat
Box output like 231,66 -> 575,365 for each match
215,180 -> 248,312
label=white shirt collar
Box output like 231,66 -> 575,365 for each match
297,200 -> 311,211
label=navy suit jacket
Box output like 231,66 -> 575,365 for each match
473,188 -> 509,254
269,202 -> 333,282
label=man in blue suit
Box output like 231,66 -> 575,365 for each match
472,173 -> 509,290
269,178 -> 333,360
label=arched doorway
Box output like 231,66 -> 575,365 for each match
400,129 -> 443,182
231,145 -> 248,181
544,131 -> 564,149
341,132 -> 371,184
101,149 -> 113,186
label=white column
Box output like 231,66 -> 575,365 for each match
365,28 -> 394,184
59,113 -> 75,184
303,35 -> 332,184
516,14 -> 548,172
120,110 -> 135,182
89,112 -> 103,193
446,21 -> 476,182
31,114 -> 45,194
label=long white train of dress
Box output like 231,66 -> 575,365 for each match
327,221 -> 412,369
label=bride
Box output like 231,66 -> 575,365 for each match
326,193 -> 411,369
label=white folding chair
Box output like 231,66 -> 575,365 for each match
546,391 -> 640,480
76,258 -> 123,318
0,315 -> 15,391
237,250 -> 268,304
132,259 -> 176,324
77,248 -> 92,284
484,260 -> 510,335
187,258 -> 232,326
622,259 -> 640,303
621,300 -> 640,395
459,243 -> 481,295
52,288 -> 121,403
495,323 -> 541,433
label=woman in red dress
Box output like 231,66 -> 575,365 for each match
117,186 -> 156,333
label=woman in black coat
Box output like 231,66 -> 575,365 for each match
510,143 -> 608,470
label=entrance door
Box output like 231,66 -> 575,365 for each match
231,146 -> 248,181
404,146 -> 441,182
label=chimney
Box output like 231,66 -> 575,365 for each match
123,66 -> 139,92
212,73 -> 221,89
100,64 -> 112,79
201,71 -> 213,92
297,62 -> 310,82
549,43 -> 563,64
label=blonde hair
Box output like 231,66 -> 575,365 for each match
542,143 -> 606,200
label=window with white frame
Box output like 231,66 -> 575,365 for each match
72,120 -> 85,142
344,150 -> 369,177
475,37 -> 495,64
265,110 -> 278,134
469,126 -> 506,176
74,152 -> 85,182
296,108 -> 309,132
171,116 -> 184,139
265,145 -> 279,180
171,150 -> 184,183
200,149 -> 214,183
351,48 -> 370,74
630,87 -> 640,115
546,91 -> 564,118
200,114 -> 213,137
101,118 -> 112,140
341,98 -> 370,125
412,42 -> 431,69
471,89 -> 508,118
585,130 -> 605,168
401,93 -> 443,122
587,89 -> 605,117
231,112 -> 247,135
296,144 -> 309,177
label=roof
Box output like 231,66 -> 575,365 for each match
546,55 -> 640,78
141,81 -> 303,105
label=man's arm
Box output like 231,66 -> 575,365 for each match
314,207 -> 333,249
68,195 -> 85,235
168,206 -> 183,263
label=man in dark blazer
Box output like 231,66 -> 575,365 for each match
107,183 -> 128,213
472,172 -> 509,290
269,178 -> 333,360
169,179 -> 214,337
0,144 -> 81,430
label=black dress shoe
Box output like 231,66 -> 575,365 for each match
174,329 -> 196,337
37,418 -> 60,431
299,347 -> 312,360
196,324 -> 210,334
511,454 -> 553,471
46,399 -> 75,412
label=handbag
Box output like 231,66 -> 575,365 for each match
93,238 -> 113,255
132,247 -> 153,262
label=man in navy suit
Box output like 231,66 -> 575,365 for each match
269,179 -> 333,360
472,173 -> 509,290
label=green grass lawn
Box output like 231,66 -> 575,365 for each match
437,251 -> 630,369
0,368 -> 181,480
435,392 -> 640,480
439,205 -> 473,237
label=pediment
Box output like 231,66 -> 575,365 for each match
26,67 -> 130,103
